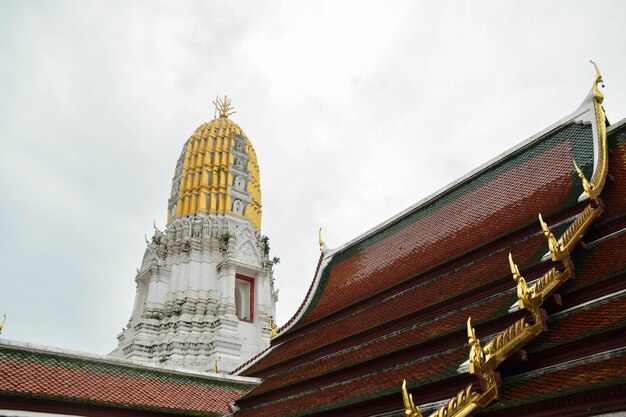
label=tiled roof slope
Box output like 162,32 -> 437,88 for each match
285,114 -> 595,335
0,340 -> 258,417
234,80 -> 626,417
477,116 -> 626,417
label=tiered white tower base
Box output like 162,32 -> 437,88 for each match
111,213 -> 278,373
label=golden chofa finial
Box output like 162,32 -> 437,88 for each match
318,228 -> 325,251
0,314 -> 5,334
590,60 -> 603,85
213,95 -> 236,118
590,60 -> 604,104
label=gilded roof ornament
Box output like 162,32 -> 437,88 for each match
401,380 -> 423,417
214,359 -> 219,374
574,159 -> 597,200
269,316 -> 278,339
402,321 -> 501,417
587,60 -> 609,197
213,95 -> 236,118
538,213 -> 566,262
400,64 -> 611,417
467,318 -> 486,377
467,317 -> 499,396
403,318 -> 497,417
561,204 -> 603,254
318,228 -> 326,251
590,60 -> 604,104
509,253 -> 533,311
0,314 -> 5,334
431,384 -> 479,417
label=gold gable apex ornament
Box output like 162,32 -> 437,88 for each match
318,228 -> 325,251
590,60 -> 604,102
0,314 -> 5,334
588,60 -> 609,195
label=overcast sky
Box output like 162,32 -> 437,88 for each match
1,0 -> 626,355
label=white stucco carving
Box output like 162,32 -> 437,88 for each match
112,212 -> 276,373
236,240 -> 261,267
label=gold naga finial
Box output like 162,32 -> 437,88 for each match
538,213 -> 563,262
402,380 -> 423,417
213,95 -> 236,118
318,228 -> 325,251
467,317 -> 485,375
269,316 -> 278,339
467,317 -> 498,392
508,253 -> 522,284
573,159 -> 596,200
0,314 -> 5,334
214,359 -> 219,374
590,60 -> 604,104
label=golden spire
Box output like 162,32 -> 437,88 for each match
213,95 -> 236,118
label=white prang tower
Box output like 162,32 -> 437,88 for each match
112,97 -> 278,373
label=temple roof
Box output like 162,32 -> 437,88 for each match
0,339 -> 259,416
275,91 -> 601,339
233,70 -> 626,416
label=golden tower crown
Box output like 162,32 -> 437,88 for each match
166,97 -> 262,229
214,95 -> 236,118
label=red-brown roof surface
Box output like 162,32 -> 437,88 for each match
485,354 -> 626,416
299,140 -> 577,327
0,344 -> 257,416
245,230 -> 549,377
233,113 -> 626,416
